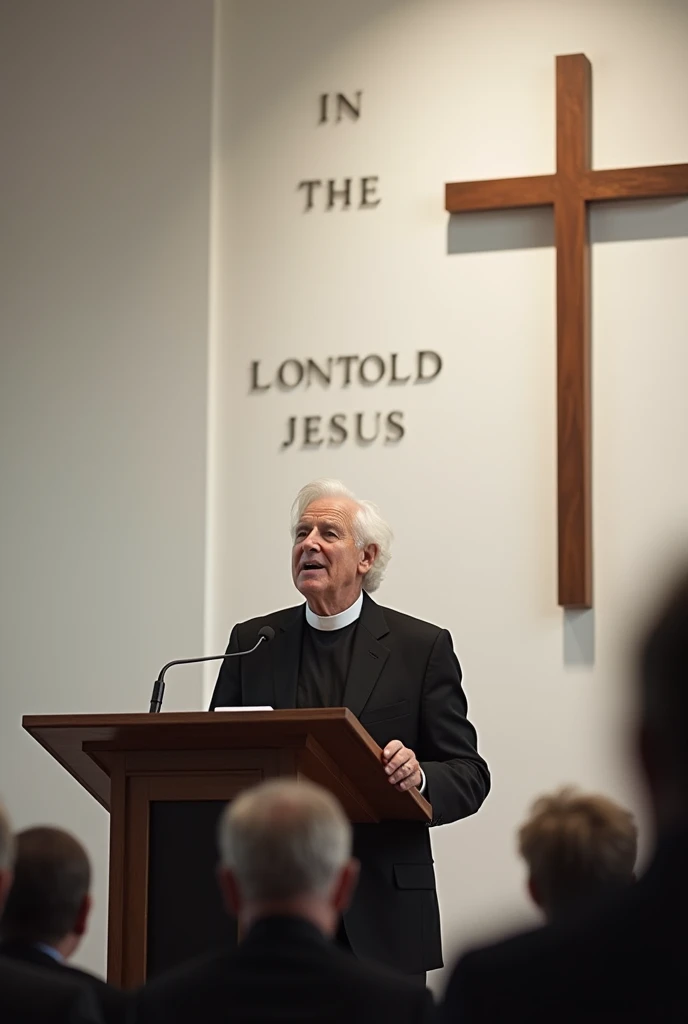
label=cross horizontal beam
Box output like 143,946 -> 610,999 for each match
445,175 -> 555,212
581,164 -> 688,201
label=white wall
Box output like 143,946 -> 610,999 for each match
1,0 -> 687,993
0,0 -> 213,973
210,0 -> 688,990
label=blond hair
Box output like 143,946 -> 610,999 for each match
518,787 -> 637,917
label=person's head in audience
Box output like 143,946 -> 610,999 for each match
0,802 -> 14,913
217,779 -> 358,936
639,568 -> 688,835
518,786 -> 637,922
0,827 -> 92,960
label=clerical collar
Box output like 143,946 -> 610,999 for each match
305,592 -> 363,631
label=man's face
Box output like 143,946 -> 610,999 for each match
291,498 -> 374,615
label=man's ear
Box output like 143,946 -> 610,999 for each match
331,859 -> 360,914
357,544 -> 378,575
73,893 -> 92,938
217,865 -> 242,917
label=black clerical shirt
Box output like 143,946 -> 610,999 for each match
296,620 -> 358,709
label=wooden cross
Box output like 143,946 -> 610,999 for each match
445,54 -> 688,609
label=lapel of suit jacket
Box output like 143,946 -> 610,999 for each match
343,593 -> 390,719
270,605 -> 304,709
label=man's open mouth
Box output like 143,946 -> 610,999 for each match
301,562 -> 325,571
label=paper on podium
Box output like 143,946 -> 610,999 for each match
213,706 -> 273,712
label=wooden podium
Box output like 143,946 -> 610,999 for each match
23,709 -> 431,987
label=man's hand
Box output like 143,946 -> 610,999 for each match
382,740 -> 422,792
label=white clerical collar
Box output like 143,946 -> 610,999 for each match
305,592 -> 363,631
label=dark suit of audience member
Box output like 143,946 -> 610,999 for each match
0,808 -> 103,1024
137,915 -> 433,1024
439,826 -> 688,1024
438,567 -> 688,1024
1,955 -> 104,1024
136,779 -> 433,1024
0,827 -> 128,1024
0,938 -> 125,1024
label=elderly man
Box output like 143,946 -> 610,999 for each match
0,804 -> 103,1024
135,780 -> 434,1023
210,479 -> 490,979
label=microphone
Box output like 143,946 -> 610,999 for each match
148,625 -> 275,713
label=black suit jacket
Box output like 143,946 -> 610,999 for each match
438,826 -> 688,1023
210,594 -> 490,973
0,954 -> 103,1024
0,940 -> 128,1024
135,915 -> 434,1024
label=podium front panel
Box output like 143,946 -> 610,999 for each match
147,799 -> 236,977
110,751 -> 290,986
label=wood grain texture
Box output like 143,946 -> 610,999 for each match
300,735 -> 378,823
22,711 -> 431,823
583,164 -> 688,200
106,756 -> 126,985
555,54 -> 593,608
122,776 -> 150,987
445,175 -> 555,212
556,54 -> 591,176
554,192 -> 591,607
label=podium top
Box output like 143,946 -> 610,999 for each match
23,709 -> 431,823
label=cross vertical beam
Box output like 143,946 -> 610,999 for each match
555,55 -> 592,607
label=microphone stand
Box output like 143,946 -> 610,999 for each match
148,635 -> 271,713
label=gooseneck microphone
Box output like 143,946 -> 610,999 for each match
148,625 -> 275,713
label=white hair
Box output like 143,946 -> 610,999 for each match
290,479 -> 393,593
218,780 -> 351,902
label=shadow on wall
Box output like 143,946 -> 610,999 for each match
563,609 -> 595,667
447,196 -> 688,254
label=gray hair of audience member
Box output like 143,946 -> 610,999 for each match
290,479 -> 393,593
1,827 -> 91,943
0,801 -> 14,870
518,786 -> 637,916
218,780 -> 352,903
639,565 -> 688,787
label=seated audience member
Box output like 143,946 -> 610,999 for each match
0,805 -> 103,1024
136,779 -> 434,1024
438,567 -> 688,1024
518,786 -> 637,922
0,826 -> 127,1024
